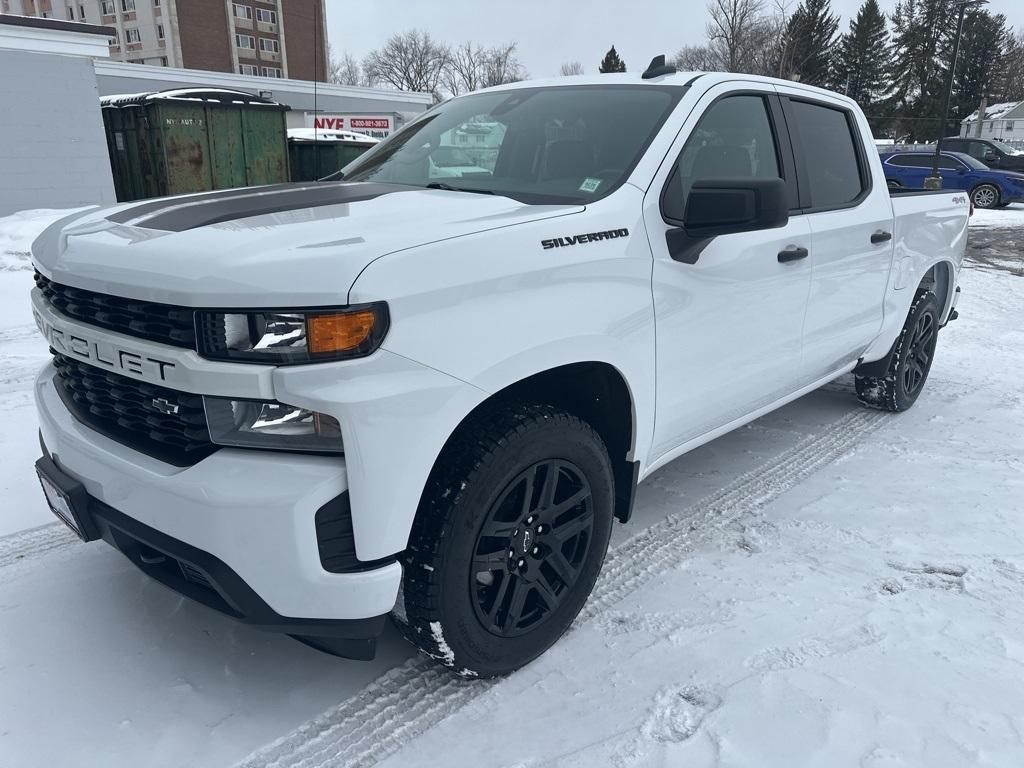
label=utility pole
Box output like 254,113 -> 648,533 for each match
974,95 -> 987,137
925,0 -> 989,190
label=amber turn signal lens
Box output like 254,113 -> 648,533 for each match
306,311 -> 377,355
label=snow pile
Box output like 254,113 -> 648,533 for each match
287,128 -> 379,144
968,202 -> 1024,229
0,208 -> 86,272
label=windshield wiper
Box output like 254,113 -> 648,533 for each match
425,182 -> 495,195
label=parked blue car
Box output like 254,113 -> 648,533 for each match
880,150 -> 1024,209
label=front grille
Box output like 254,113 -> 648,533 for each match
52,352 -> 217,466
35,271 -> 196,349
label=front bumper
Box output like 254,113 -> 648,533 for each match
39,449 -> 386,658
35,367 -> 403,624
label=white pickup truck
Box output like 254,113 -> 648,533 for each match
30,61 -> 967,677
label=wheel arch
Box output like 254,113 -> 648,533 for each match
856,263 -> 952,378
970,181 -> 1001,206
419,361 -> 640,526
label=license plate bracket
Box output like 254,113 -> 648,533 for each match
35,456 -> 99,542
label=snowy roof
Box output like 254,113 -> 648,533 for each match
961,101 -> 1024,123
286,128 -> 380,144
101,88 -> 285,108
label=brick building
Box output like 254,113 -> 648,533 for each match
1,0 -> 327,80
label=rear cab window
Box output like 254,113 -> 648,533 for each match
784,98 -> 869,211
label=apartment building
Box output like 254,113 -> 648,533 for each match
2,0 -> 327,80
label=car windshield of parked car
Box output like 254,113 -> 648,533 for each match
958,154 -> 989,170
988,139 -> 1021,155
339,85 -> 684,204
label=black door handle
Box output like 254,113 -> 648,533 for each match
778,246 -> 809,263
871,231 -> 893,244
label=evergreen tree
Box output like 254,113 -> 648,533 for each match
950,10 -> 1010,125
831,0 -> 891,107
997,29 -> 1024,102
779,0 -> 839,87
887,0 -> 956,141
598,45 -> 627,73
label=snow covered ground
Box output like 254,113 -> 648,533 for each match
1,205 -> 1023,767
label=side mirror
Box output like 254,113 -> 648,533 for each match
984,151 -> 998,161
666,177 -> 789,264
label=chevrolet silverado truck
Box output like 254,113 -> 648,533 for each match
30,60 -> 968,678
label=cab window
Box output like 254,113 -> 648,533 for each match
662,94 -> 783,221
788,99 -> 866,210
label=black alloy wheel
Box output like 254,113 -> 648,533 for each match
471,459 -> 595,638
399,403 -> 615,678
902,309 -> 936,397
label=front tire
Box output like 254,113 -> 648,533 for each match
855,291 -> 940,412
971,183 -> 1000,209
400,403 -> 615,677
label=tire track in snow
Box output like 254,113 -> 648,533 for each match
237,407 -> 888,768
0,523 -> 77,570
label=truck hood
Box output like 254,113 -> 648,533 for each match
32,182 -> 584,306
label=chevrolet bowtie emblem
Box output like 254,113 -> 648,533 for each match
150,397 -> 180,416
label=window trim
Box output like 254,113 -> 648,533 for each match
658,89 -> 800,228
780,95 -> 873,214
258,37 -> 280,53
235,33 -> 256,49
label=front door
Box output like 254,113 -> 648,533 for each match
644,88 -> 812,460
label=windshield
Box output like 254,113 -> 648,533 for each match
989,139 -> 1020,155
339,84 -> 685,204
959,154 -> 988,170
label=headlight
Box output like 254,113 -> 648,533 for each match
196,303 -> 389,364
204,397 -> 343,453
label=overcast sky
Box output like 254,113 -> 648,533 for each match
325,0 -> 1024,81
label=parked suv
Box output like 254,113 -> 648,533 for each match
882,150 -> 1024,208
30,64 -> 968,677
940,136 -> 1024,172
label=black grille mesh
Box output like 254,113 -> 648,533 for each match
52,353 -> 216,466
35,272 -> 196,349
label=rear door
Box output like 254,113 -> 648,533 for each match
643,85 -> 813,458
775,88 -> 895,383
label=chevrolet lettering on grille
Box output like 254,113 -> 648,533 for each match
34,309 -> 177,383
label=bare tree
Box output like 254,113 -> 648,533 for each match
328,48 -> 364,87
673,44 -> 721,71
363,30 -> 450,97
442,41 -> 527,96
444,41 -> 487,95
706,0 -> 765,72
560,60 -> 585,76
480,42 -> 527,88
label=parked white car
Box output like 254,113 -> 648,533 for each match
30,59 -> 967,677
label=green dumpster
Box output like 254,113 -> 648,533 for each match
101,88 -> 290,202
287,128 -> 379,182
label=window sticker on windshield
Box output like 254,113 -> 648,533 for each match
579,178 -> 603,193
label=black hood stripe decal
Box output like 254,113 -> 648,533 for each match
105,183 -> 303,224
108,183 -> 420,232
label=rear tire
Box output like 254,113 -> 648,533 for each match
400,403 -> 614,678
855,291 -> 940,412
971,184 -> 1000,209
